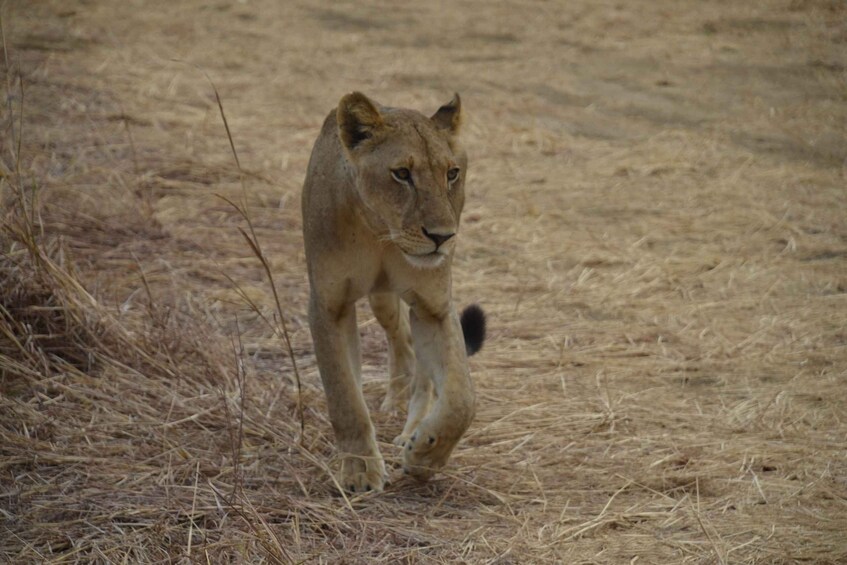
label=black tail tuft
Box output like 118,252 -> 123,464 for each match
460,304 -> 487,356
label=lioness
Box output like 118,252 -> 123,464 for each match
301,92 -> 485,492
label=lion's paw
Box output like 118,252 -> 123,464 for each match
380,392 -> 406,415
398,429 -> 443,482
380,379 -> 411,414
338,454 -> 387,494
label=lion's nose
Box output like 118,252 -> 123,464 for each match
422,227 -> 455,248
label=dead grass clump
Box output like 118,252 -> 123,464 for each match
0,180 -> 304,561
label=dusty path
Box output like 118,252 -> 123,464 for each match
2,0 -> 846,562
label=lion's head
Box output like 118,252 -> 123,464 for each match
336,92 -> 467,269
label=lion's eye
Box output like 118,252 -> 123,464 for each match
391,168 -> 411,183
447,167 -> 460,182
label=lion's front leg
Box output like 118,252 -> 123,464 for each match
309,298 -> 386,493
400,305 -> 475,481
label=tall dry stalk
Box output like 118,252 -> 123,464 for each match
200,70 -> 306,442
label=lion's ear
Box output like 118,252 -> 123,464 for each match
431,93 -> 462,135
337,92 -> 384,150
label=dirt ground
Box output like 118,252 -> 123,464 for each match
2,0 -> 846,563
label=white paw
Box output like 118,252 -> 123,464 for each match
399,428 -> 444,482
338,454 -> 387,493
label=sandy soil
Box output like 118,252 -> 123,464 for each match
2,0 -> 846,562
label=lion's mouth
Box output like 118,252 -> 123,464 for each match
402,250 -> 446,269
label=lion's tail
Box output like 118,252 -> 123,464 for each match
460,304 -> 487,356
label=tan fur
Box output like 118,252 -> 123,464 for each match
301,93 -> 474,492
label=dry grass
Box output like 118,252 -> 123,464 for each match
2,0 -> 847,562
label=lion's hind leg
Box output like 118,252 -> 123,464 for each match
393,371 -> 433,449
369,292 -> 415,413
